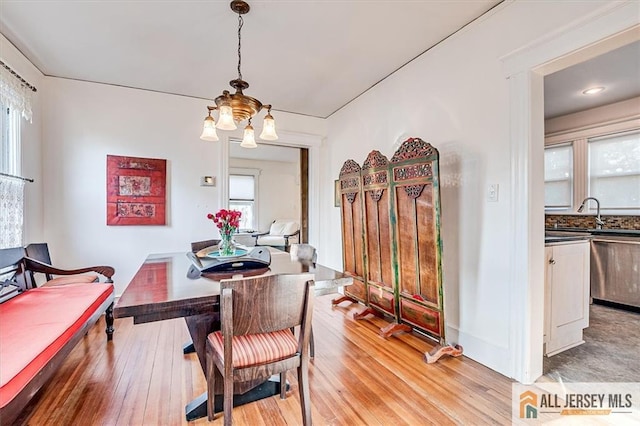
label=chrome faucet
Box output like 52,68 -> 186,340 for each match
577,197 -> 604,229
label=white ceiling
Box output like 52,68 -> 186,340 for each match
0,0 -> 501,119
3,1 -> 635,122
544,40 -> 640,119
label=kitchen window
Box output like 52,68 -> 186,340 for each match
544,143 -> 573,210
588,131 -> 640,211
544,129 -> 640,213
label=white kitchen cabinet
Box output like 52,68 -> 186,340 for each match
544,240 -> 590,356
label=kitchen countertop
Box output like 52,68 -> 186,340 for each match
590,229 -> 640,237
545,235 -> 591,244
545,228 -> 640,245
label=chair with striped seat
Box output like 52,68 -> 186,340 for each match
206,273 -> 314,425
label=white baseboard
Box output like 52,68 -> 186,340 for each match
446,325 -> 512,379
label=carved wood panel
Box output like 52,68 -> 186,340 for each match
361,151 -> 395,317
362,151 -> 392,289
339,160 -> 367,303
390,138 -> 444,342
415,184 -> 439,306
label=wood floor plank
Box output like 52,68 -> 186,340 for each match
144,318 -> 176,424
116,321 -> 162,425
311,305 -> 456,425
327,304 -> 508,424
99,316 -> 148,423
75,324 -> 124,424
16,294 -> 513,425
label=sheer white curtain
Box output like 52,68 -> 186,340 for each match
0,175 -> 25,248
0,64 -> 33,121
0,62 -> 32,249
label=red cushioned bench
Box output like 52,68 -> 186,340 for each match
0,247 -> 115,425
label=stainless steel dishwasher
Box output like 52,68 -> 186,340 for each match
590,236 -> 640,309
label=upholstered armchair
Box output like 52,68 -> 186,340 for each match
252,219 -> 300,251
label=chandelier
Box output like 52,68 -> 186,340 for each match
200,0 -> 278,148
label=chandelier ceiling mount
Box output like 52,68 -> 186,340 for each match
200,0 -> 277,147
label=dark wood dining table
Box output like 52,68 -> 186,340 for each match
113,247 -> 351,421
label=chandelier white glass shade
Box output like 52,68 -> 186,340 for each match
200,1 -> 278,147
259,111 -> 278,140
240,120 -> 257,148
199,111 -> 218,141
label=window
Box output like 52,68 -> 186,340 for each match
545,129 -> 640,214
0,102 -> 25,249
0,100 -> 24,177
544,144 -> 573,210
1,102 -> 22,175
0,64 -> 33,249
588,131 -> 640,210
229,174 -> 256,231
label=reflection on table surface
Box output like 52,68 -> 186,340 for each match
114,247 -> 351,322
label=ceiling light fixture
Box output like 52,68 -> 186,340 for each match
582,86 -> 605,95
199,0 -> 278,146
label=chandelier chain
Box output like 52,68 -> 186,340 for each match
237,13 -> 243,81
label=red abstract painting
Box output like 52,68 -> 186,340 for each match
106,155 -> 166,225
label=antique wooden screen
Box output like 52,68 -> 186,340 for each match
335,138 -> 445,343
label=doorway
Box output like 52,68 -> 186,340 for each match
502,7 -> 638,384
541,40 -> 640,382
228,139 -> 309,244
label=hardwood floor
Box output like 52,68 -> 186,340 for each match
16,295 -> 513,425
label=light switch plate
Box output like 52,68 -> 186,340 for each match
488,183 -> 499,202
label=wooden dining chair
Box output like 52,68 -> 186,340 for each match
206,273 -> 315,425
289,244 -> 317,358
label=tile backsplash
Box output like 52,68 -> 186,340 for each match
545,214 -> 640,230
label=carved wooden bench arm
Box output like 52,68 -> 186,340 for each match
23,257 -> 115,283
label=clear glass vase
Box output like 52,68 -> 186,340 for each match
219,232 -> 236,256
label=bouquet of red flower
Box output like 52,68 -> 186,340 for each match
207,209 -> 242,236
207,209 -> 242,256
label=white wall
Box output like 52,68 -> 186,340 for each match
41,77 -> 325,294
320,0 -> 620,378
230,157 -> 300,232
0,33 -> 45,244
